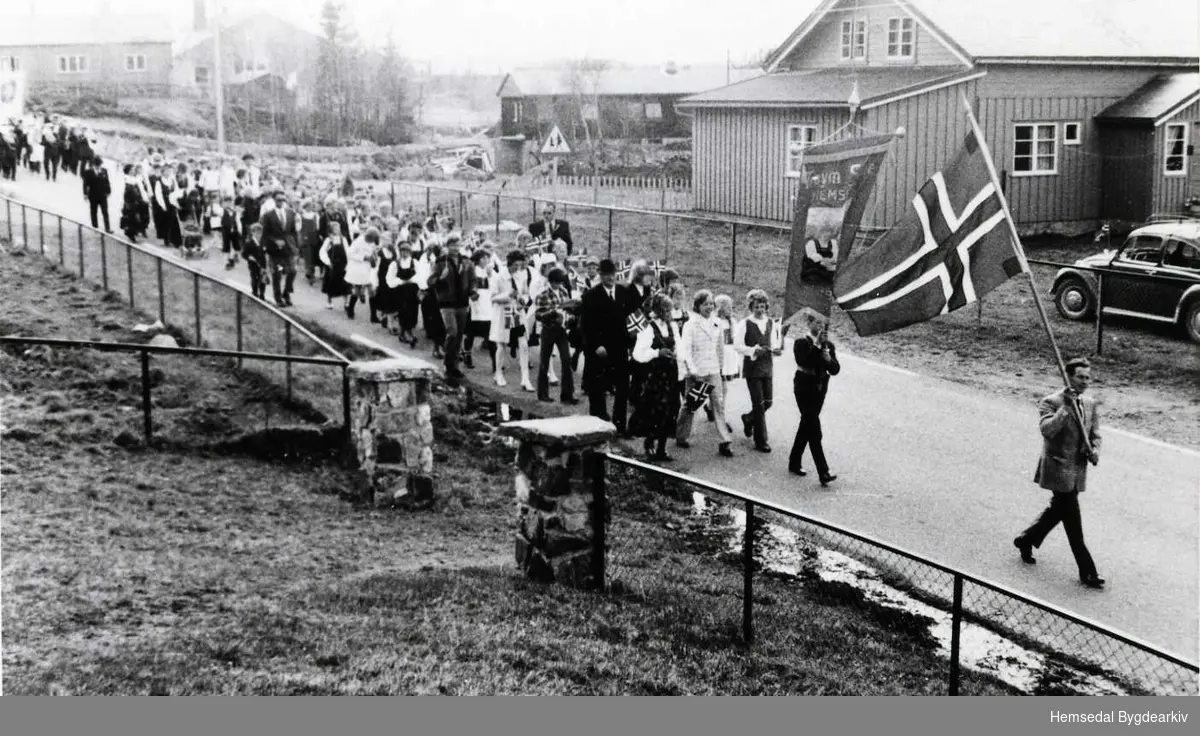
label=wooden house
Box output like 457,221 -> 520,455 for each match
677,0 -> 1200,234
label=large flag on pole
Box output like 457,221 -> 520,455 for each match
833,128 -> 1025,336
0,70 -> 26,121
783,133 -> 895,333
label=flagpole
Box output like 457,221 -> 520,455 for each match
959,92 -> 1093,452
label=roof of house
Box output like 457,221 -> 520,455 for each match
766,0 -> 1199,72
0,14 -> 176,47
173,11 -> 323,56
676,66 -> 981,108
497,65 -> 763,98
1097,73 -> 1200,124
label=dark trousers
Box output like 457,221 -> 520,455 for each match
268,251 -> 297,304
44,151 -> 58,180
247,262 -> 266,300
789,375 -> 829,475
89,199 -> 111,231
537,322 -> 575,401
440,306 -> 470,374
587,352 -> 629,430
1018,492 -> 1097,580
743,376 -> 773,448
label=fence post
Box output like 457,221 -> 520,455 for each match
235,292 -> 244,369
425,187 -> 431,216
5,199 -> 10,244
1094,272 -> 1105,357
731,224 -> 738,283
157,258 -> 165,323
532,197 -> 537,223
743,500 -> 755,645
126,243 -> 135,309
949,574 -> 964,696
664,215 -> 670,263
341,365 -> 352,447
57,217 -> 62,261
67,221 -> 76,267
100,233 -> 108,291
78,224 -> 85,276
495,194 -> 501,236
21,205 -> 28,255
285,322 -> 293,403
459,191 -> 465,225
193,273 -> 201,346
38,210 -> 44,254
591,454 -> 607,589
390,181 -> 396,213
607,209 -> 614,258
141,349 -> 153,443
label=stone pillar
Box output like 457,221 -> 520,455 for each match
347,358 -> 437,508
499,416 -> 616,590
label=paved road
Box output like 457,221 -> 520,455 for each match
5,165 -> 1197,662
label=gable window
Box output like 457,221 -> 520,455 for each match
886,18 -> 915,59
125,54 -> 147,72
0,56 -> 19,72
840,20 -> 867,61
1013,123 -> 1057,175
644,102 -> 663,119
513,100 -> 523,122
57,55 -> 88,74
1164,123 -> 1187,175
785,124 -> 819,177
1063,122 -> 1082,145
195,66 -> 210,84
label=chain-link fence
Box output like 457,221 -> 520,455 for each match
0,196 -> 351,429
601,453 -> 1198,696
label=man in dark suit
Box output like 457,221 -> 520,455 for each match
260,190 -> 299,306
1013,357 -> 1105,589
528,203 -> 573,256
430,234 -> 476,382
579,258 -> 631,432
787,316 -> 841,486
81,157 -> 113,233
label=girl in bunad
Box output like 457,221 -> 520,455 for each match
486,252 -> 513,387
385,240 -> 423,348
504,249 -> 537,392
120,164 -> 142,243
421,244 -> 447,360
319,227 -> 350,310
373,234 -> 400,332
714,294 -> 739,435
463,249 -> 497,373
628,292 -> 682,462
343,227 -> 380,320
135,164 -> 152,238
626,261 -> 656,409
666,280 -> 690,401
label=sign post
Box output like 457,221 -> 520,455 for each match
541,125 -> 572,208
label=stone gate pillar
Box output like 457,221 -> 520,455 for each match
348,358 -> 437,507
499,416 -> 616,589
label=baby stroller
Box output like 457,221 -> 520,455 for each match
181,223 -> 208,259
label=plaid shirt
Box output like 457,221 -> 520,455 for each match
535,284 -> 571,325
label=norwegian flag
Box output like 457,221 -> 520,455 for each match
834,129 -> 1025,337
648,259 -> 669,277
625,309 -> 648,338
613,259 -> 635,282
524,236 -> 552,255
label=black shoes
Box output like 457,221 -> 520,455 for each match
741,415 -> 753,438
1081,575 -> 1106,589
789,466 -> 807,476
819,473 -> 837,487
676,439 -> 691,449
718,443 -> 734,458
446,368 -> 466,380
755,444 -> 771,454
1013,538 -> 1036,564
561,397 -> 580,405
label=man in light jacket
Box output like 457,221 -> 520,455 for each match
675,289 -> 734,457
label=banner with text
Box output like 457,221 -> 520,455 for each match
0,70 -> 26,122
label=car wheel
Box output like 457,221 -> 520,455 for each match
1183,300 -> 1200,344
1054,277 -> 1094,321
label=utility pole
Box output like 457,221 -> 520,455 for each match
212,0 -> 226,154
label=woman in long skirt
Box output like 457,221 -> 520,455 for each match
343,228 -> 379,319
373,238 -> 400,332
421,244 -> 446,359
628,292 -> 682,462
319,230 -> 350,309
462,249 -> 496,372
386,240 -> 424,347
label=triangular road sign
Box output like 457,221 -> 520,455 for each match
541,125 -> 571,155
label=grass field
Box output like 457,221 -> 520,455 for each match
2,248 -> 1019,695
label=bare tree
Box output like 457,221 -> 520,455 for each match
562,58 -> 610,177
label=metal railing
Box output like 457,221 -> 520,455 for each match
0,195 -> 352,428
600,452 -> 1199,696
0,336 -> 351,444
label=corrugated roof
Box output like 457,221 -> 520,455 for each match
0,14 -> 176,47
677,66 -> 972,107
1097,73 -> 1200,122
498,65 -> 763,98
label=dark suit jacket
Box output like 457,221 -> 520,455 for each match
318,211 -> 352,242
580,283 -> 631,356
431,254 -> 476,308
260,207 -> 297,257
528,219 -> 573,250
81,167 -> 111,202
1034,389 -> 1101,493
793,336 -> 840,397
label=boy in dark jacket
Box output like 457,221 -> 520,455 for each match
220,196 -> 242,269
242,223 -> 269,300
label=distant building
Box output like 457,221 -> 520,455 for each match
496,63 -> 762,142
0,14 -> 176,91
678,0 -> 1200,231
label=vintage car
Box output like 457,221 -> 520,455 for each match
1051,220 -> 1200,342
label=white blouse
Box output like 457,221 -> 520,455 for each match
632,318 -> 676,364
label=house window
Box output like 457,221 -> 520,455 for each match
786,124 -> 819,177
0,56 -> 19,72
1164,123 -> 1187,175
1013,123 -> 1057,175
886,18 -> 915,59
645,102 -> 663,119
512,100 -> 523,122
840,20 -> 867,60
57,55 -> 88,74
125,54 -> 147,72
195,66 -> 210,84
1063,122 -> 1082,145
